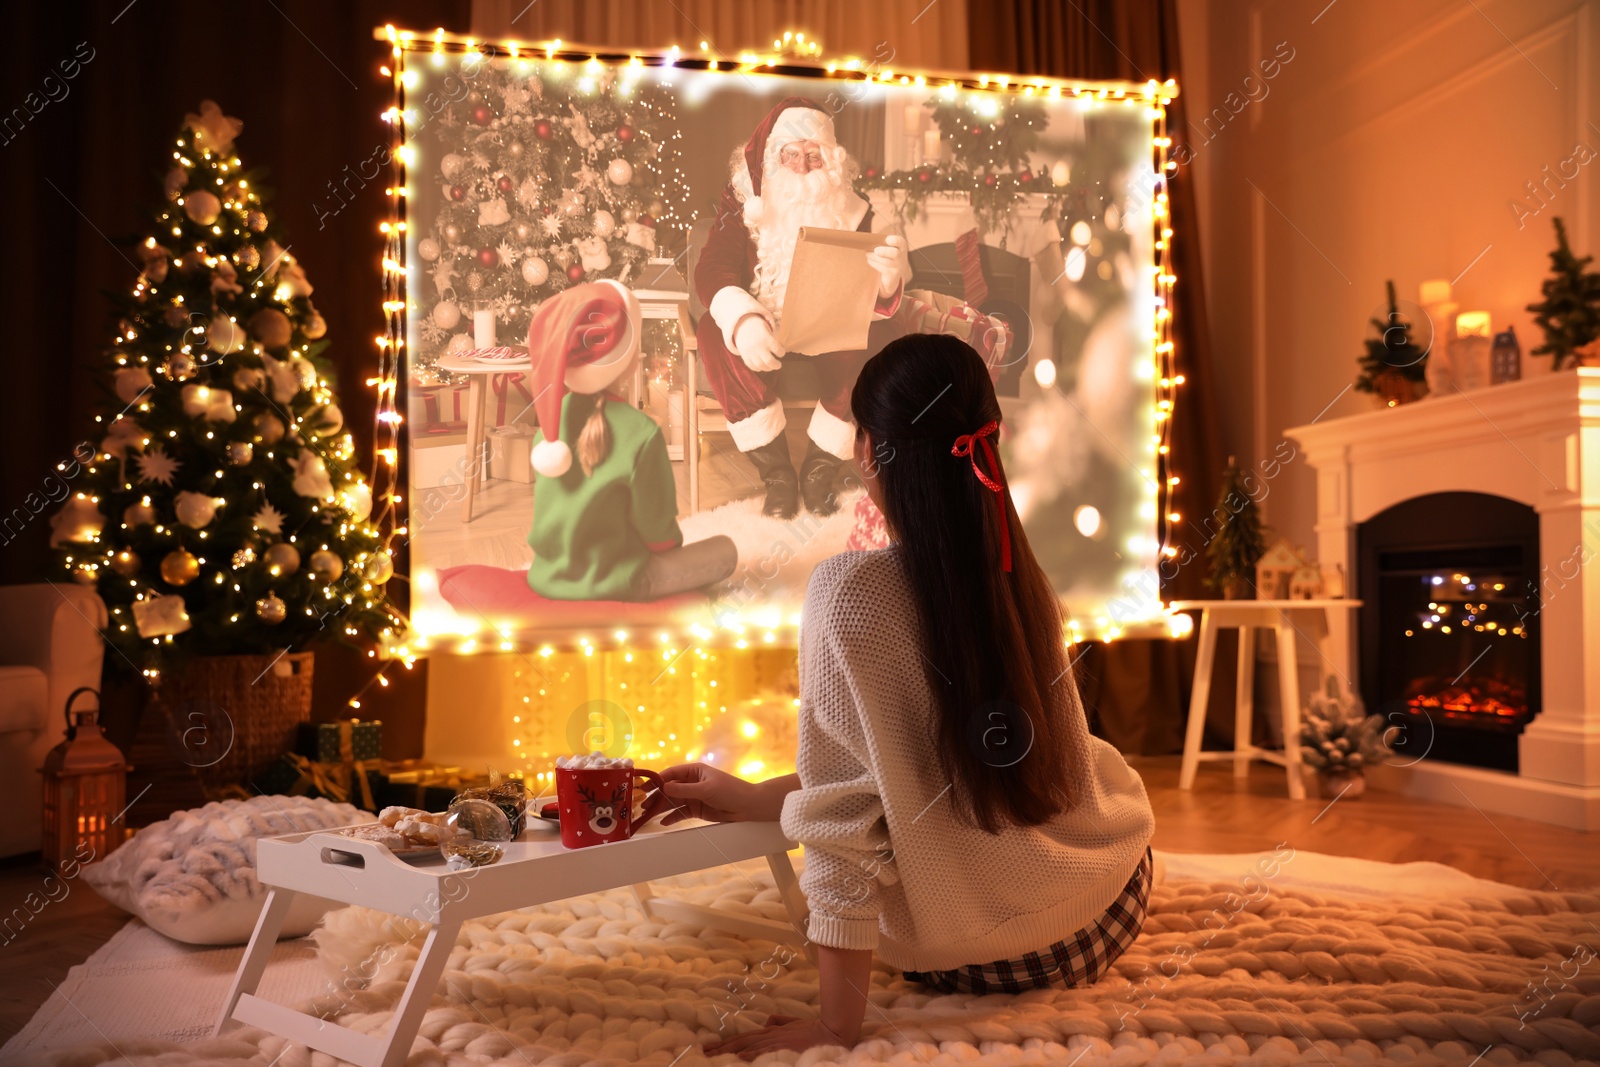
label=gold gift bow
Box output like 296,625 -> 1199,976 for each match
279,752 -> 377,811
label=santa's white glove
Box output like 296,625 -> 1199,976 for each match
866,234 -> 910,299
732,314 -> 784,372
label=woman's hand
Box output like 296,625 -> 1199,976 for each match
638,764 -> 797,825
703,1016 -> 850,1060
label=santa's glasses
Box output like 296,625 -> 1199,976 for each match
777,144 -> 826,168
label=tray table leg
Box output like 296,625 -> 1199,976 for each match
377,918 -> 462,1067
214,888 -> 295,1035
766,850 -> 815,964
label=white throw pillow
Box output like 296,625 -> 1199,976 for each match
82,794 -> 366,946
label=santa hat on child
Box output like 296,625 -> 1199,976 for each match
527,280 -> 641,478
733,97 -> 836,226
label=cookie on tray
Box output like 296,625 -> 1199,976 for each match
378,805 -> 427,828
345,824 -> 407,850
395,815 -> 449,846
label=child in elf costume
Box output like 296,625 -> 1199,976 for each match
525,281 -> 736,601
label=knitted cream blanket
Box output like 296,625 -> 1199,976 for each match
29,860 -> 1600,1067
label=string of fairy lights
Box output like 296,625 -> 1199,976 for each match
368,26 -> 1185,665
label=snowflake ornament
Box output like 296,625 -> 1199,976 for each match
136,446 -> 181,486
253,502 -> 285,534
541,214 -> 564,238
496,241 -> 519,266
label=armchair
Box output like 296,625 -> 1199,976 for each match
0,583 -> 109,858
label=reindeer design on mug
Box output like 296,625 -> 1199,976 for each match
554,754 -> 666,849
576,782 -> 629,838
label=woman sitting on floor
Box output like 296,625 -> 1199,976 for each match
643,333 -> 1157,1057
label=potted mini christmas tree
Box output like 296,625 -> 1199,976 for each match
1354,279 -> 1428,406
1205,457 -> 1267,600
50,101 -> 401,788
1527,216 -> 1600,370
1298,676 -> 1392,797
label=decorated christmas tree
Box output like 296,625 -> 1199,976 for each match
1205,457 -> 1266,598
50,101 -> 401,675
1354,280 -> 1428,395
1526,216 -> 1600,370
412,59 -> 685,378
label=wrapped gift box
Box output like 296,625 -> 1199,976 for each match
898,289 -> 1013,378
414,381 -> 469,436
297,719 -> 383,763
373,762 -> 469,812
253,753 -> 382,810
487,424 -> 534,483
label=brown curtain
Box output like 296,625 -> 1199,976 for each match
970,0 -> 1230,755
0,0 -> 470,759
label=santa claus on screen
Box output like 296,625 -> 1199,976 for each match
694,97 -> 910,519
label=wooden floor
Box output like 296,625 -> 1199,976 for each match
1135,757 -> 1600,892
2,755 -> 1594,1042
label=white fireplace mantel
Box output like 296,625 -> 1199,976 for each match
1285,368 -> 1600,830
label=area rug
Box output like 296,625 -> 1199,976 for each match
8,851 -> 1599,1067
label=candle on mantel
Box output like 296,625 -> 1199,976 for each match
923,129 -> 941,162
903,104 -> 922,134
1452,310 -> 1494,392
1456,311 -> 1492,338
1419,278 -> 1452,306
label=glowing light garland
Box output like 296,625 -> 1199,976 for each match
372,26 -> 1186,657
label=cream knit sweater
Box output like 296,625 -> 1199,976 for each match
779,548 -> 1156,971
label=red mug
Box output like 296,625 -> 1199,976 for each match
554,763 -> 665,848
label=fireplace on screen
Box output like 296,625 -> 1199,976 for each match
1357,492 -> 1542,773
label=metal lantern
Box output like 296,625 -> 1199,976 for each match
40,687 -> 131,871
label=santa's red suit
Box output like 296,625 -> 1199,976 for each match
693,97 -> 907,517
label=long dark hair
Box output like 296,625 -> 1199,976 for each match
851,333 -> 1076,833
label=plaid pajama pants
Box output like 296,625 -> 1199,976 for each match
904,848 -> 1153,994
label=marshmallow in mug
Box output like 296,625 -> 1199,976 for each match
555,751 -> 635,770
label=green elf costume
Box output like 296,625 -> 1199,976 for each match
526,281 -> 736,601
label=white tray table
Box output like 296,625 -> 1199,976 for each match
215,820 -> 806,1067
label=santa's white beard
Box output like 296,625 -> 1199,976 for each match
750,165 -> 862,317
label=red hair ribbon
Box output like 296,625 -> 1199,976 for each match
950,420 -> 1012,572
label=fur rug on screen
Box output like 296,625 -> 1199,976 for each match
24,858 -> 1600,1067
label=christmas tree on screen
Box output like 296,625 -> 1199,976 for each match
50,100 -> 401,675
412,58 -> 685,379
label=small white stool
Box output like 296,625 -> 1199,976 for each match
1170,599 -> 1363,800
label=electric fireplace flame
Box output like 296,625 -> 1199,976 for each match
1405,678 -> 1527,725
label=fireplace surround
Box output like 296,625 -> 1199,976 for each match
1287,368 -> 1600,829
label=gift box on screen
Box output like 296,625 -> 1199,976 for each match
297,719 -> 383,763
414,381 -> 469,436
490,371 -> 535,427
899,289 -> 1013,378
488,424 -> 534,483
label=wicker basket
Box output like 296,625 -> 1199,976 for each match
146,652 -> 315,795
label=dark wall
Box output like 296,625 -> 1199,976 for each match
2,1 -> 471,757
